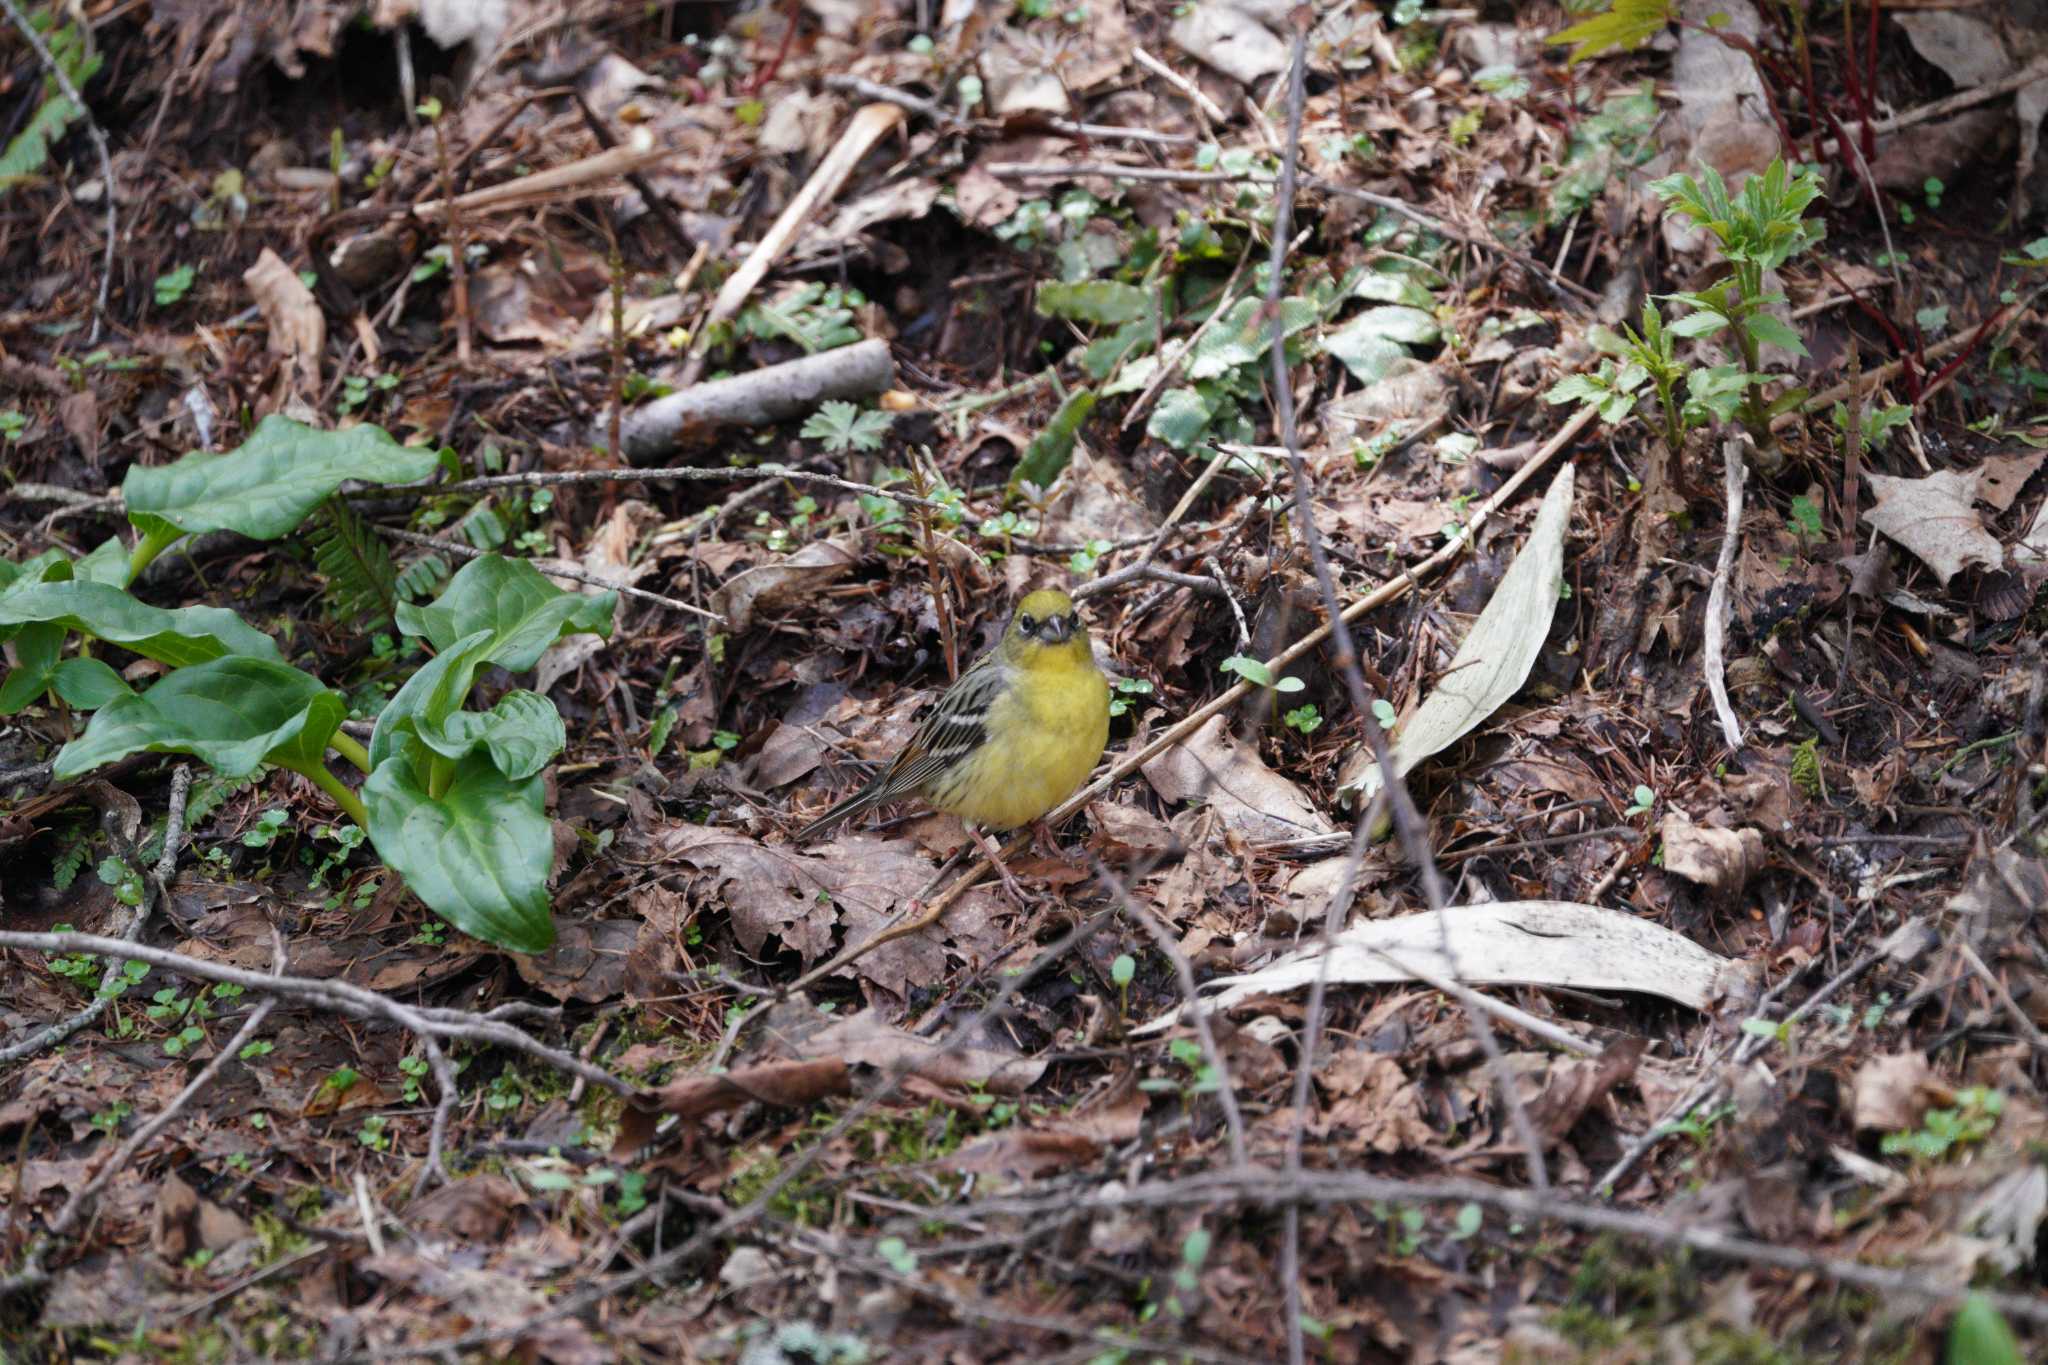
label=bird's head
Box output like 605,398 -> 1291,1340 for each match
1002,588 -> 1091,663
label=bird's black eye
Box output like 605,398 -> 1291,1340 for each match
1018,613 -> 1037,635
1067,613 -> 1081,633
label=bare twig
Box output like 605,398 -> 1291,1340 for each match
0,932 -> 632,1099
924,1166 -> 2048,1328
1703,436 -> 1747,753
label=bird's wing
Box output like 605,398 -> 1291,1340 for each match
879,653 -> 1008,794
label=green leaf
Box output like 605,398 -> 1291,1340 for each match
0,623 -> 62,715
1547,0 -> 1674,62
1741,311 -> 1808,356
1220,655 -> 1275,687
1080,320 -> 1154,380
427,689 -> 565,781
1146,388 -> 1214,450
363,748 -> 555,953
0,580 -> 281,667
0,14 -> 102,190
392,555 -> 614,671
1948,1294 -> 2023,1365
1187,297 -> 1318,379
1324,330 -> 1410,384
50,657 -> 134,710
52,656 -> 347,781
122,417 -> 441,549
1010,390 -> 1096,494
1668,309 -> 1730,339
1036,280 -> 1150,325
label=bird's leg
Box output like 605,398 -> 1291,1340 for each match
1027,818 -> 1065,862
965,825 -> 1034,908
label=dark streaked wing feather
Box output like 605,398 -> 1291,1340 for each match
794,654 -> 1007,841
879,655 -> 1006,792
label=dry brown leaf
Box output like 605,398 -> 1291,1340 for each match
1864,468 -> 2004,586
243,246 -> 324,395
1976,449 -> 2047,513
1851,1051 -> 1941,1133
808,1007 -> 1046,1094
1141,714 -> 1334,844
1659,810 -> 1766,894
711,533 -> 863,632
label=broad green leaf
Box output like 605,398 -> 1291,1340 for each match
1010,390 -> 1096,495
52,656 -> 346,781
0,623 -> 62,714
1332,305 -> 1439,348
1349,271 -> 1436,308
123,416 -> 441,546
0,580 -> 280,667
426,689 -> 565,781
1036,280 -> 1150,326
392,555 -> 614,671
369,631 -> 496,773
1146,388 -> 1214,450
1324,326 -> 1411,385
363,748 -> 554,953
1187,297 -> 1319,380
1668,309 -> 1729,338
1080,320 -> 1154,380
51,657 -> 133,709
1948,1294 -> 2023,1365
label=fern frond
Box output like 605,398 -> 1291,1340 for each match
308,496 -> 399,630
396,552 -> 451,603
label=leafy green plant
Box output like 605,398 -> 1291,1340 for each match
1881,1086 -> 2004,1162
0,417 -> 613,953
154,264 -> 196,308
1650,158 -> 1824,440
801,400 -> 893,454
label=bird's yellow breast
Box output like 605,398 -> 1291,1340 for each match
924,653 -> 1109,831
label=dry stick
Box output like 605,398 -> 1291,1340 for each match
1821,50 -> 2048,151
787,405 -> 1597,996
378,525 -> 724,625
1959,940 -> 2048,1060
1073,442 -> 1238,603
412,126 -> 667,219
1134,45 -> 1231,133
1,926 -> 285,1296
925,1167 -> 2048,1329
0,0 -> 116,341
426,105 -> 473,367
341,912 -> 1115,1362
573,89 -> 699,261
1786,283 -> 2046,424
0,932 -> 632,1099
0,766 -> 193,1064
1703,436 -> 1747,754
679,103 -> 906,388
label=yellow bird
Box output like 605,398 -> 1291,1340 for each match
796,588 -> 1110,889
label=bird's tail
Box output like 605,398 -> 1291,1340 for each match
794,781 -> 885,843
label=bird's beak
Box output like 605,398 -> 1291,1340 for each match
1041,614 -> 1073,643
